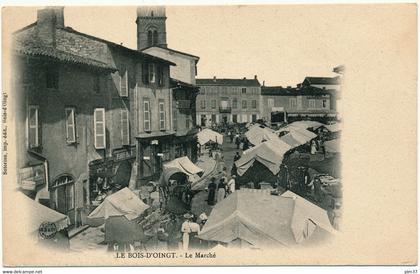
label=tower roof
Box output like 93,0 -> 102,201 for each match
137,6 -> 166,17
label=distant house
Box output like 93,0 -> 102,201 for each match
260,85 -> 337,125
196,76 -> 261,126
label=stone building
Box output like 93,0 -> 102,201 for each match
196,77 -> 262,126
260,85 -> 337,126
12,6 -> 193,227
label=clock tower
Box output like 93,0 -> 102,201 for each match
136,6 -> 167,51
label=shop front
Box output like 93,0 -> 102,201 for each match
88,146 -> 136,205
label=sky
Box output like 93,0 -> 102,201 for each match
5,5 -> 343,86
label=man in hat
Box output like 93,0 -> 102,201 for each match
181,213 -> 200,250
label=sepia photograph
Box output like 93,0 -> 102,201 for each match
1,3 -> 417,267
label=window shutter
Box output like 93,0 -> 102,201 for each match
28,106 -> 39,148
120,70 -> 128,97
121,109 -> 130,146
142,63 -> 149,84
159,101 -> 165,130
144,101 -> 151,131
94,108 -> 106,149
65,108 -> 76,143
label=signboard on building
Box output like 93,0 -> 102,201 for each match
18,164 -> 46,191
112,146 -> 135,162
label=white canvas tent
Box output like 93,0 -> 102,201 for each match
245,124 -> 279,146
288,121 -> 325,130
324,138 -> 340,153
197,128 -> 223,145
87,187 -> 149,226
279,128 -> 317,149
235,139 -> 291,176
17,192 -> 70,236
160,156 -> 204,183
198,189 -> 335,248
325,123 -> 342,133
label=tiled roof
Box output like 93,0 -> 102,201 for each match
303,77 -> 341,85
196,78 -> 261,87
62,27 -> 176,66
170,78 -> 199,90
261,86 -> 330,96
15,40 -> 117,72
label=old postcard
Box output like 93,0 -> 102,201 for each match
1,4 -> 417,266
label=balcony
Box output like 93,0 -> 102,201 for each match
219,106 -> 232,113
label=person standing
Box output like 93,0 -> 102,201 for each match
165,214 -> 180,250
217,180 -> 226,202
235,134 -> 241,149
181,213 -> 200,250
227,175 -> 236,194
207,177 -> 217,206
233,152 -> 241,162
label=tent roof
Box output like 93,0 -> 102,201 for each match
235,139 -> 291,176
87,188 -> 149,226
245,125 -> 279,146
198,189 -> 335,248
197,128 -> 223,145
161,156 -> 204,183
324,138 -> 340,153
287,121 -> 325,130
325,123 -> 342,132
17,192 -> 70,234
279,128 -> 317,148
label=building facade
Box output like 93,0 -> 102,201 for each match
196,77 -> 261,126
12,6 -> 195,227
260,85 -> 337,125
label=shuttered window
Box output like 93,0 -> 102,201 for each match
28,105 -> 40,148
144,100 -> 151,132
142,63 -> 149,84
159,100 -> 165,130
120,70 -> 128,97
94,108 -> 106,149
157,65 -> 164,86
121,109 -> 130,146
148,63 -> 156,83
65,107 -> 76,143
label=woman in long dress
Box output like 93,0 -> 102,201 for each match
207,177 -> 217,205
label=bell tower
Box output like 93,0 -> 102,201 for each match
136,6 -> 167,51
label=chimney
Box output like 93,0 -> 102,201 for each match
213,76 -> 217,82
37,8 -> 57,47
51,7 -> 64,28
243,77 -> 246,80
263,80 -> 265,86
287,86 -> 292,89
254,75 -> 257,80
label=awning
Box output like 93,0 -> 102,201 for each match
324,138 -> 340,153
17,192 -> 70,235
86,188 -> 150,227
245,124 -> 279,146
160,156 -> 204,184
197,128 -> 223,145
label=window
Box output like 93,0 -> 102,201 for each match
308,99 -> 316,109
252,100 -> 257,109
242,100 -> 247,109
186,117 -> 190,129
142,63 -> 149,84
289,98 -> 297,108
200,100 -> 206,109
28,105 -> 40,148
65,107 -> 76,144
159,100 -> 165,130
241,87 -> 247,94
148,63 -> 156,83
143,100 -> 151,132
200,87 -> 206,95
211,114 -> 217,124
252,114 -> 257,122
120,70 -> 128,97
94,108 -> 106,149
232,98 -> 238,109
173,107 -> 177,131
94,75 -> 100,94
211,100 -> 216,109
65,184 -> 75,210
222,87 -> 227,95
241,114 -> 248,123
153,30 -> 158,45
46,67 -> 59,89
232,114 -> 238,123
147,30 -> 153,46
121,109 -> 130,146
157,65 -> 164,86
268,98 -> 274,107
